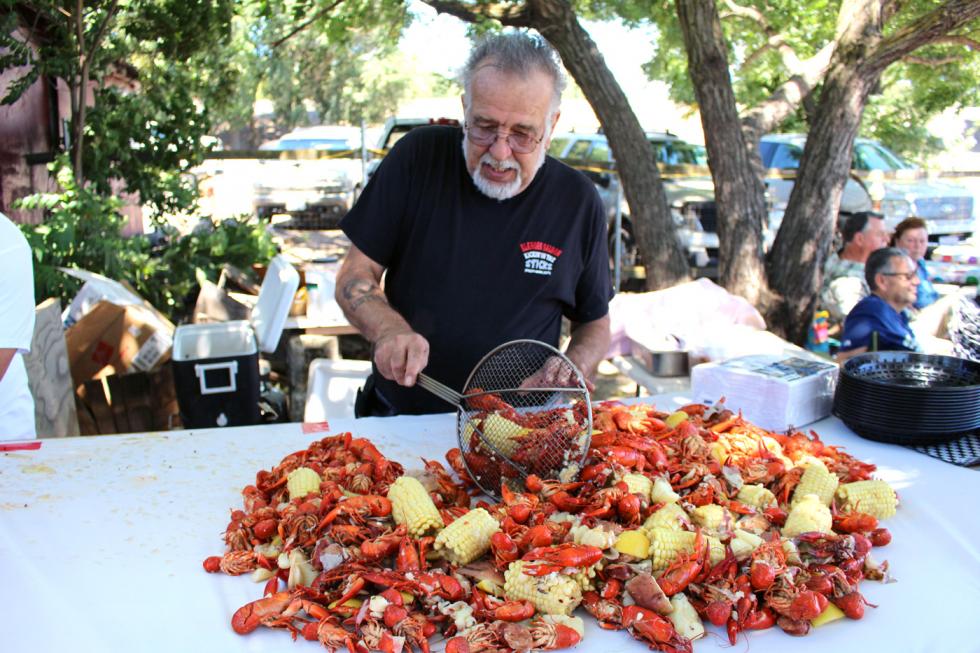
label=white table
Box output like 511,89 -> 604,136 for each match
2,394 -> 979,653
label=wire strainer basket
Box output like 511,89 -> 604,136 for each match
453,339 -> 592,499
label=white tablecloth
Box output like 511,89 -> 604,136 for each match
2,393 -> 979,653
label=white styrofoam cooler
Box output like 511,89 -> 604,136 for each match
304,358 -> 372,421
172,255 -> 299,428
691,354 -> 839,432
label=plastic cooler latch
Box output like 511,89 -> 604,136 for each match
195,361 -> 239,395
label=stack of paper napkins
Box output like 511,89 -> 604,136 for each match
691,354 -> 838,432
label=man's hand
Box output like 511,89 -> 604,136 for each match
374,330 -> 429,387
520,355 -> 594,393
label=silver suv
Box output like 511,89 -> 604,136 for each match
760,134 -> 975,244
548,132 -> 717,270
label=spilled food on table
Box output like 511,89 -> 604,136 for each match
203,398 -> 897,652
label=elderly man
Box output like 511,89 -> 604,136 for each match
820,211 -> 890,326
837,247 -> 923,362
335,33 -> 611,416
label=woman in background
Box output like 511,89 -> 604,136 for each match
890,217 -> 939,309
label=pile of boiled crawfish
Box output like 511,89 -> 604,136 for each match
203,400 -> 894,653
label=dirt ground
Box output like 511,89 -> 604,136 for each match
273,226 -> 639,403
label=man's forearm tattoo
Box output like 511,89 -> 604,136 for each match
343,278 -> 388,312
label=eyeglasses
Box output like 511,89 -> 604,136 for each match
882,271 -> 918,281
464,122 -> 543,154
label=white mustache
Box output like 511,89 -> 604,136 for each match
480,152 -> 519,171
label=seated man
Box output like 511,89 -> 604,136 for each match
819,211 -> 890,328
837,247 -> 922,362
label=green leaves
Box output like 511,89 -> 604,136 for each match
16,157 -> 276,323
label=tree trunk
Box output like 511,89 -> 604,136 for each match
424,0 -> 691,289
764,3 -> 884,343
527,0 -> 690,289
675,0 -> 769,305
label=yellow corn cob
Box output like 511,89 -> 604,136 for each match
569,523 -> 617,549
650,476 -> 680,504
836,480 -> 898,520
646,528 -> 698,571
622,473 -> 653,499
791,461 -> 839,507
737,484 -> 777,509
434,507 -> 500,565
286,467 -> 322,501
503,560 -> 583,615
643,502 -> 690,532
782,494 -> 833,537
569,563 -> 599,591
387,476 -> 444,537
474,413 -> 529,456
669,593 -> 705,641
691,504 -> 730,533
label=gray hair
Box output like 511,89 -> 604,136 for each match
865,247 -> 914,291
461,32 -> 566,115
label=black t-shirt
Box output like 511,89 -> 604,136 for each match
341,125 -> 611,414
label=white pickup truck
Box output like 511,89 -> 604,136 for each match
253,125 -> 366,228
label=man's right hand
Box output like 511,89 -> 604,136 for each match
373,330 -> 430,387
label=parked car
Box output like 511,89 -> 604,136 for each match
253,125 -> 365,228
760,134 -> 975,245
548,131 -> 717,270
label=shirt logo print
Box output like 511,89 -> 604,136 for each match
520,241 -> 562,276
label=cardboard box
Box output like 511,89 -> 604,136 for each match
66,300 -> 174,390
691,354 -> 839,432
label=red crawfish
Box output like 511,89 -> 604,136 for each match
521,543 -> 604,575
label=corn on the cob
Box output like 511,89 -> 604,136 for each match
569,564 -> 598,591
434,507 -> 500,565
642,502 -> 690,532
737,484 -> 777,509
791,460 -> 839,507
286,467 -> 321,501
836,480 -> 898,520
650,476 -> 680,504
388,476 -> 444,537
646,528 -> 698,571
622,473 -> 653,499
569,523 -> 617,549
782,493 -> 833,537
503,560 -> 583,615
691,504 -> 730,533
669,593 -> 705,640
474,413 -> 529,456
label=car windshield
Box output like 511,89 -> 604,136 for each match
852,141 -> 913,171
653,140 -> 701,165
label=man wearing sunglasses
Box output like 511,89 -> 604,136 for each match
837,247 -> 923,362
335,33 -> 611,416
